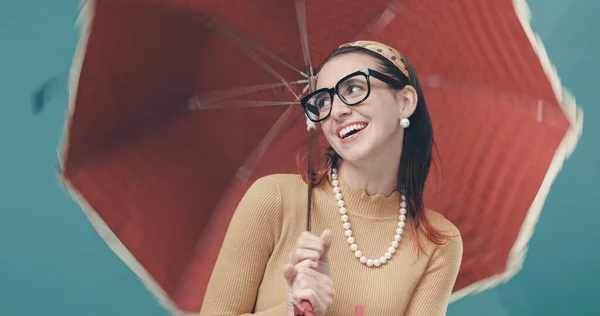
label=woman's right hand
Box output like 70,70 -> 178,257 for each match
283,230 -> 334,316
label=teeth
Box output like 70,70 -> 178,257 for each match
339,124 -> 367,138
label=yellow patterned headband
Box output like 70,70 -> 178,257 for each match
338,40 -> 410,79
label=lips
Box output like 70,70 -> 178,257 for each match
335,122 -> 369,139
334,122 -> 369,145
339,123 -> 368,139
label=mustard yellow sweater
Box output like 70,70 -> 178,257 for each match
200,174 -> 462,316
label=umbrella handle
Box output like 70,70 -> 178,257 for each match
299,300 -> 314,316
355,304 -> 366,316
296,301 -> 366,316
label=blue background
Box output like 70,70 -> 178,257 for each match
1,0 -> 598,315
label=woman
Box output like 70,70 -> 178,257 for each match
199,40 -> 463,316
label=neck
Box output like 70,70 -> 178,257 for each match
338,137 -> 403,197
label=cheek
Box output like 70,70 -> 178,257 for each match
320,121 -> 333,136
374,98 -> 400,121
369,106 -> 400,133
320,121 -> 340,146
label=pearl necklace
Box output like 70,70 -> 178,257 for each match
331,168 -> 407,267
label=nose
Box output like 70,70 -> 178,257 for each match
330,95 -> 352,120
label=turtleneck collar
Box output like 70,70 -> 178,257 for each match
322,171 -> 402,219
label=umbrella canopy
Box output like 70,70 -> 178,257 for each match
60,0 -> 582,313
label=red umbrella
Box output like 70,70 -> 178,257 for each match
59,0 -> 582,314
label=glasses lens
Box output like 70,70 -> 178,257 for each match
304,91 -> 332,121
338,74 -> 368,105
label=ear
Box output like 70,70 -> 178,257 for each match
395,85 -> 418,119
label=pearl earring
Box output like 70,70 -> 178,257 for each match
400,118 -> 410,128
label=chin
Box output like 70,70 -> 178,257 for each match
338,147 -> 374,163
326,126 -> 375,160
332,139 -> 376,164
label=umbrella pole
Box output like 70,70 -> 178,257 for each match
300,67 -> 318,315
306,126 -> 315,232
298,120 -> 316,316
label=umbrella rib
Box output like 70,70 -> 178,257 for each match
241,39 -> 308,79
210,18 -> 307,78
192,80 -> 308,104
352,0 -> 402,40
234,105 -> 298,182
420,75 -> 566,129
295,0 -> 315,90
188,100 -> 299,111
301,83 -> 310,96
214,20 -> 303,99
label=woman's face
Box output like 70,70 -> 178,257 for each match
317,53 -> 413,163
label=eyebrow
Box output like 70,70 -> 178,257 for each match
342,77 -> 363,83
318,73 -> 359,89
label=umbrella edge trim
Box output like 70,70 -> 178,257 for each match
58,0 -> 184,314
58,0 -> 91,174
449,0 -> 584,303
58,174 -> 181,313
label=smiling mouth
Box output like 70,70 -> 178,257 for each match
339,123 -> 368,139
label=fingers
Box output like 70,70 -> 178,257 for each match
289,263 -> 332,292
289,231 -> 323,265
296,259 -> 318,270
289,230 -> 333,265
284,258 -> 335,316
293,289 -> 324,314
320,229 -> 333,262
293,267 -> 319,291
285,258 -> 319,290
290,248 -> 321,266
283,263 -> 296,286
285,284 -> 304,313
296,266 -> 335,299
289,267 -> 321,312
295,264 -> 329,284
297,232 -> 325,252
285,261 -> 323,287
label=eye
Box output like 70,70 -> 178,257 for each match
318,98 -> 331,109
313,95 -> 330,109
340,77 -> 367,98
346,84 -> 363,95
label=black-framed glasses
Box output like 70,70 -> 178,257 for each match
300,68 -> 408,122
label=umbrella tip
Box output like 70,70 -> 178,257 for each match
31,73 -> 68,114
32,88 -> 47,114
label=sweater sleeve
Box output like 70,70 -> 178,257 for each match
199,176 -> 285,316
403,228 -> 463,316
